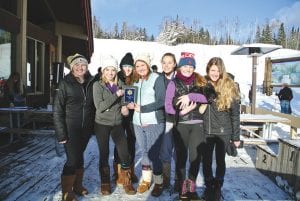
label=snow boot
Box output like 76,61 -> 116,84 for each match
121,168 -> 136,195
73,168 -> 88,196
113,161 -> 118,183
100,167 -> 111,195
116,164 -> 124,186
137,165 -> 152,193
130,164 -> 138,183
61,175 -> 77,201
187,179 -> 200,200
151,174 -> 164,197
162,162 -> 171,188
203,178 -> 215,201
179,179 -> 189,200
214,179 -> 223,201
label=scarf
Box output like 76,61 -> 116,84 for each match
175,71 -> 195,85
106,83 -> 118,94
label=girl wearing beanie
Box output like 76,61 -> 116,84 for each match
93,55 -> 135,196
53,53 -> 95,201
127,53 -> 166,197
164,52 -> 208,200
113,52 -> 138,185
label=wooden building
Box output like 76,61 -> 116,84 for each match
0,0 -> 94,107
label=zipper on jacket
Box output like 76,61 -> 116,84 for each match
139,80 -> 143,125
208,105 -> 211,134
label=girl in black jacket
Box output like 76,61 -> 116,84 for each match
202,57 -> 241,201
53,53 -> 95,201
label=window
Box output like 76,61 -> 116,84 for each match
0,28 -> 12,79
26,37 -> 45,94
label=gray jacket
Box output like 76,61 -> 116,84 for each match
93,80 -> 125,126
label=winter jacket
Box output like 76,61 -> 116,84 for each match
277,87 -> 293,101
93,80 -> 125,126
53,72 -> 96,142
203,99 -> 240,141
132,73 -> 166,126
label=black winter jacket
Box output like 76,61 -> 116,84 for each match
203,99 -> 240,141
53,72 -> 95,142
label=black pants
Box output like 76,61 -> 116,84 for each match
173,123 -> 205,181
202,134 -> 230,184
114,118 -> 136,164
94,123 -> 131,169
62,128 -> 91,175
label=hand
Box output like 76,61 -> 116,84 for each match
134,104 -> 140,112
233,140 -> 240,148
127,102 -> 135,109
180,101 -> 197,115
116,89 -> 124,97
121,105 -> 129,116
176,95 -> 190,109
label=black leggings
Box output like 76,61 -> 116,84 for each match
114,118 -> 136,164
202,134 -> 230,183
94,123 -> 131,169
62,129 -> 91,175
173,123 -> 205,181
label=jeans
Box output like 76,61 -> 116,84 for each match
134,123 -> 165,175
160,121 -> 175,163
280,100 -> 291,114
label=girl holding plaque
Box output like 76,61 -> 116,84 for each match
93,55 -> 135,195
127,53 -> 166,197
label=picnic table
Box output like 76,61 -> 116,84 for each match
240,113 -> 291,139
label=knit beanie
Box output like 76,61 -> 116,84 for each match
67,53 -> 88,70
101,55 -> 118,72
178,52 -> 196,68
120,52 -> 134,69
134,53 -> 151,67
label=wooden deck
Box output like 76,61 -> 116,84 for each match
0,134 -> 294,201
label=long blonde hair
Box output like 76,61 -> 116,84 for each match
206,57 -> 240,111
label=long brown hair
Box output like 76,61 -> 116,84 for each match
206,57 -> 240,111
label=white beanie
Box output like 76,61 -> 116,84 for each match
101,55 -> 118,72
134,53 -> 151,67
67,53 -> 88,70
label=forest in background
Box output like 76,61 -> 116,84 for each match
92,15 -> 300,49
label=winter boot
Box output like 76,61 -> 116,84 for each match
113,161 -> 118,183
121,168 -> 136,195
162,162 -> 171,188
151,174 -> 164,197
214,179 -> 223,201
187,179 -> 200,200
61,175 -> 77,201
137,165 -> 152,193
130,164 -> 138,183
100,167 -> 111,195
179,179 -> 189,200
116,164 -> 124,186
73,168 -> 88,196
203,178 -> 215,201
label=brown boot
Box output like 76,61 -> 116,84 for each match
137,167 -> 152,193
61,175 -> 77,201
73,168 -> 88,196
162,162 -> 171,188
100,167 -> 111,195
116,164 -> 124,186
121,168 -> 136,195
151,175 -> 164,197
130,164 -> 138,183
113,161 -> 118,183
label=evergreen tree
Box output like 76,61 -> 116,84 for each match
255,25 -> 261,43
277,23 -> 286,47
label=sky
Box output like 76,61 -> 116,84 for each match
91,0 -> 300,37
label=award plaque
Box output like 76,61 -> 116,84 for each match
123,86 -> 137,103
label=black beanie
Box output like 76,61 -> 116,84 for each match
120,52 -> 134,69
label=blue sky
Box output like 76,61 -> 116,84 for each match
91,0 -> 300,37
